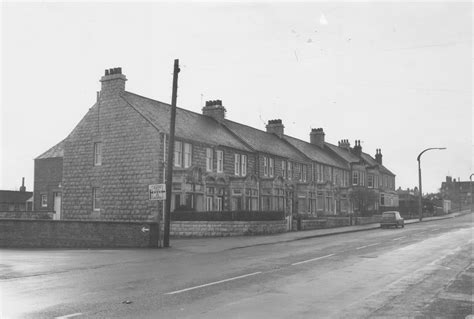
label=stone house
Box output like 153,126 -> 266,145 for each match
34,68 -> 397,221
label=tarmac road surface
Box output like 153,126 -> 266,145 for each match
1,213 -> 472,318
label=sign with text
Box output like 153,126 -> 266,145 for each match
149,184 -> 166,201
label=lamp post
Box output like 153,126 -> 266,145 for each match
470,173 -> 473,213
417,147 -> 446,221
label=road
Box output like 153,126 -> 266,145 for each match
1,213 -> 472,318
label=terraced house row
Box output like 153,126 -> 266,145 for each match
34,68 -> 398,221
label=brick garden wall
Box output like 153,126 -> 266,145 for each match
0,219 -> 158,248
0,211 -> 54,219
170,220 -> 287,237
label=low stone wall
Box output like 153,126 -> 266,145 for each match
355,215 -> 382,225
0,219 -> 158,248
170,220 -> 287,237
0,211 -> 54,219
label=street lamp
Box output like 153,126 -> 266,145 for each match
470,173 -> 473,213
417,147 -> 446,221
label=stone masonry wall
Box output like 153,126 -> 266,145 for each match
0,219 -> 158,248
34,157 -> 63,211
62,77 -> 162,221
170,220 -> 287,237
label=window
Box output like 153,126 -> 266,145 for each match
206,196 -> 213,211
184,143 -> 192,168
302,165 -> 307,182
206,148 -> 213,172
317,191 -> 324,211
41,194 -> 47,207
234,154 -> 241,176
216,197 -> 223,211
92,188 -> 101,211
269,158 -> 274,177
281,161 -> 287,178
352,171 -> 359,186
263,157 -> 268,176
174,141 -> 182,167
380,193 -> 385,206
368,175 -> 374,188
216,150 -> 224,173
288,162 -> 292,180
94,142 -> 102,166
241,155 -> 247,176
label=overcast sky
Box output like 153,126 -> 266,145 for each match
1,1 -> 472,194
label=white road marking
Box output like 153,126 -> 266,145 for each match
55,313 -> 83,319
165,272 -> 262,295
291,254 -> 335,266
356,243 -> 380,250
392,236 -> 406,241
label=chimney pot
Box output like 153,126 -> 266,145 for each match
100,67 -> 127,97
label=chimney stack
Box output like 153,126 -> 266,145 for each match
310,128 -> 325,147
353,140 -> 362,157
446,176 -> 452,183
375,148 -> 383,165
202,99 -> 226,122
266,119 -> 285,138
100,67 -> 127,98
19,177 -> 26,192
338,139 -> 351,151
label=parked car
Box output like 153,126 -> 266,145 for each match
380,211 -> 404,228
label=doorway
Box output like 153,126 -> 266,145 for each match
53,192 -> 61,220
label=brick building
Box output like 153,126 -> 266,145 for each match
440,176 -> 472,211
34,68 -> 398,221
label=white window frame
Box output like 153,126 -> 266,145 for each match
184,143 -> 192,168
352,171 -> 359,186
302,165 -> 307,182
263,157 -> 268,176
234,154 -> 241,176
282,160 -> 287,178
216,150 -> 224,173
41,194 -> 47,207
269,158 -> 274,177
206,196 -> 213,211
94,142 -> 102,166
92,187 -> 101,211
174,141 -> 182,167
288,162 -> 292,180
241,154 -> 247,176
206,148 -> 213,172
368,175 -> 374,188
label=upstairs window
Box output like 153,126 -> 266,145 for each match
216,150 -> 224,173
269,158 -> 274,177
368,175 -> 374,188
302,165 -> 307,182
241,155 -> 247,176
184,143 -> 192,168
263,157 -> 268,176
94,142 -> 102,166
206,148 -> 213,172
234,154 -> 241,176
174,141 -> 182,167
288,162 -> 292,180
352,171 -> 359,186
282,161 -> 287,178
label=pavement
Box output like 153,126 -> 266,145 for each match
171,210 -> 472,253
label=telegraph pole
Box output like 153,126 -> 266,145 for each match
164,59 -> 180,248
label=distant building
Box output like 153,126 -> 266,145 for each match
34,68 -> 398,222
397,187 -> 418,217
440,176 -> 472,211
0,178 -> 33,211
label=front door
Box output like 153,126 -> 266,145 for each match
53,192 -> 61,220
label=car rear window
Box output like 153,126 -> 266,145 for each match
383,212 -> 395,217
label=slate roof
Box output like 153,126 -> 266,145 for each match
360,153 -> 395,176
222,120 -> 308,163
0,190 -> 33,203
283,135 -> 348,169
121,92 -> 252,152
36,139 -> 65,159
325,143 -> 360,163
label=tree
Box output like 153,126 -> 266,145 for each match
349,188 -> 379,216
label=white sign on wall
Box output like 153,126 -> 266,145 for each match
149,184 -> 166,201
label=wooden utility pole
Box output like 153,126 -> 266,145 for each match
164,59 -> 180,248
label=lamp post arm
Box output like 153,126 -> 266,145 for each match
417,147 -> 446,162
